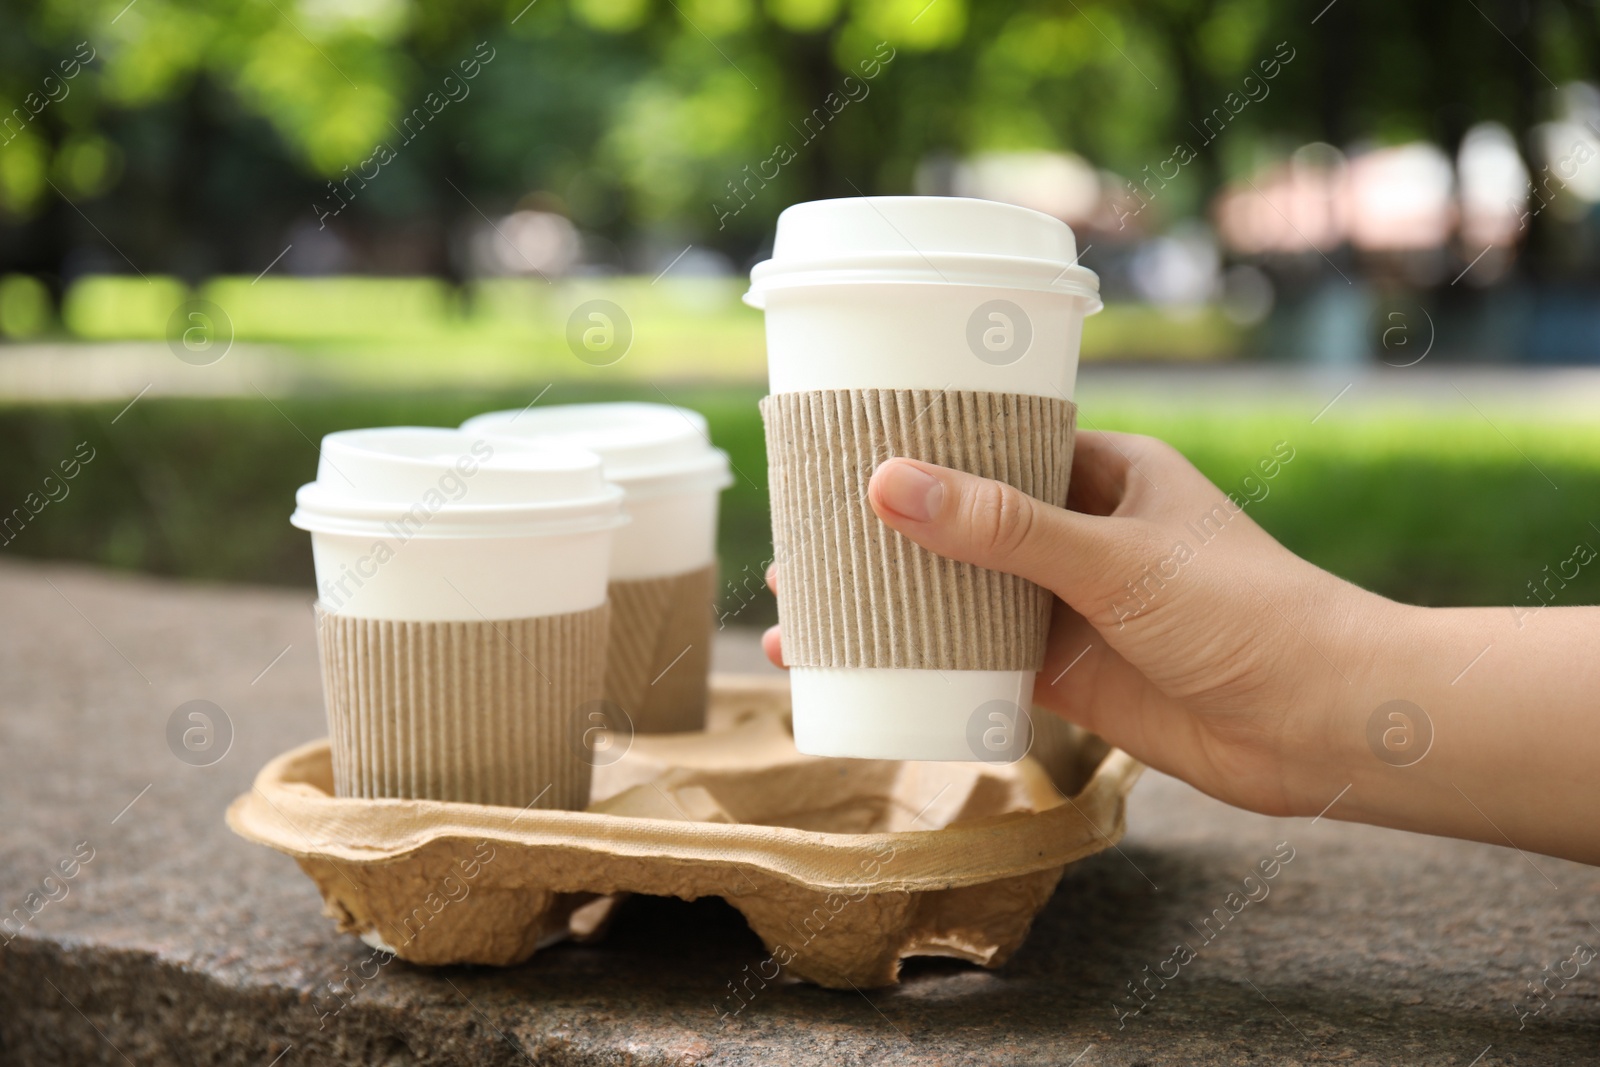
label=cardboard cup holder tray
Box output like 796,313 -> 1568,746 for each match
227,675 -> 1142,988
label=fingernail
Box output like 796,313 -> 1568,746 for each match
877,462 -> 944,523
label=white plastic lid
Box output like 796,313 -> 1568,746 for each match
744,196 -> 1101,309
461,403 -> 733,499
291,426 -> 626,539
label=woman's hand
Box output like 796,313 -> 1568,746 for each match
764,430 -> 1600,865
764,430 -> 1394,820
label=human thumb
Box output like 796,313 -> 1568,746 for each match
866,457 -> 1148,611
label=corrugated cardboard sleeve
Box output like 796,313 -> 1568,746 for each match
314,603 -> 609,810
760,389 -> 1075,671
604,564 -> 716,734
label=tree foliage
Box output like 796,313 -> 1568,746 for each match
0,0 -> 1594,276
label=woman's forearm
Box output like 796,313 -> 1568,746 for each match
1315,603 -> 1600,865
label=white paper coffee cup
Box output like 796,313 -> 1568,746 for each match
747,196 -> 1100,762
290,427 -> 626,809
462,403 -> 733,735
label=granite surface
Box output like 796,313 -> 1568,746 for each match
1,559 -> 1596,1065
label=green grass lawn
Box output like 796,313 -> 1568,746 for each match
2,383 -> 1596,628
1101,406 -> 1600,611
44,275 -> 1242,387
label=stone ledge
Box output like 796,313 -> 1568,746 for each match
2,560 -> 1596,1065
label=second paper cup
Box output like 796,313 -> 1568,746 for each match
463,403 -> 732,734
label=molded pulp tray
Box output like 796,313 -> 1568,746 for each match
227,675 -> 1142,988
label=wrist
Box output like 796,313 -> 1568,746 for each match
1278,585 -> 1419,819
1296,598 -> 1531,848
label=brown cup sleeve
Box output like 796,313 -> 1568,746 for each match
760,389 -> 1074,671
603,563 -> 716,734
313,603 -> 609,810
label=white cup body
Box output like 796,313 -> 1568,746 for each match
763,282 -> 1086,400
610,486 -> 722,581
789,667 -> 1033,762
310,528 -> 612,622
293,427 -> 624,622
461,403 -> 731,584
749,197 -> 1098,762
